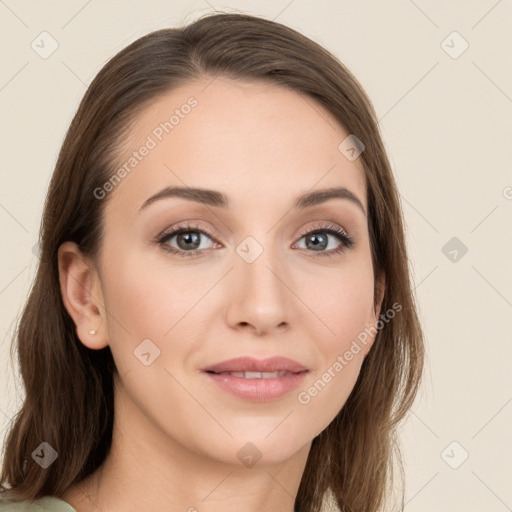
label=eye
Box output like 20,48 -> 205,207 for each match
157,223 -> 218,258
295,223 -> 355,258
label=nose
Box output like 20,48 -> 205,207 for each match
224,243 -> 293,336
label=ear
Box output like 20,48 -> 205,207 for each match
373,270 -> 386,321
57,241 -> 108,350
362,270 -> 386,357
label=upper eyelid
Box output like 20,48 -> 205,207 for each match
299,223 -> 349,236
158,223 -> 219,242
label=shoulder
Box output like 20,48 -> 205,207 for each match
0,497 -> 76,511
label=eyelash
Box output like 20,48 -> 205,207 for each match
156,222 -> 355,259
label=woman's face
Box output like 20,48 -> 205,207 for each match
78,77 -> 383,467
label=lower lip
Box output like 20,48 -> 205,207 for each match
203,371 -> 308,402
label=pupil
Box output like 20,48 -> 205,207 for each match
178,232 -> 200,250
308,233 -> 327,250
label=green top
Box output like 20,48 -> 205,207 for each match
0,497 -> 76,511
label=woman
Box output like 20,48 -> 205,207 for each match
0,11 -> 424,512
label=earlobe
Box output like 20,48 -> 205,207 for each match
57,241 -> 108,350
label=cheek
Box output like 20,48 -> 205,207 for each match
102,242 -> 204,332
104,263 -> 167,332
294,262 -> 374,426
305,258 -> 375,349
98,246 -> 189,364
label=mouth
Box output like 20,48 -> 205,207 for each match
201,356 -> 310,401
205,370 -> 308,379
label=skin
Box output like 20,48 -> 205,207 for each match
58,77 -> 385,512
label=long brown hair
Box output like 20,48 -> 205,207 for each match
0,12 -> 424,511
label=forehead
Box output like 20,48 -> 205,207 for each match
106,77 -> 367,216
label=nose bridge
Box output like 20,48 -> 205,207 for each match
237,230 -> 287,297
225,230 -> 292,332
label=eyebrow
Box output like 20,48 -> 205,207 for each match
139,185 -> 366,216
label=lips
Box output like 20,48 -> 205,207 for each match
202,356 -> 309,375
202,356 -> 309,401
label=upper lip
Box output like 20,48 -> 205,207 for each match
202,356 -> 308,374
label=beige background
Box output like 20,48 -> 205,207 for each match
1,1 -> 511,510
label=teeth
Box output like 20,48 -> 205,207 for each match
217,371 -> 291,378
